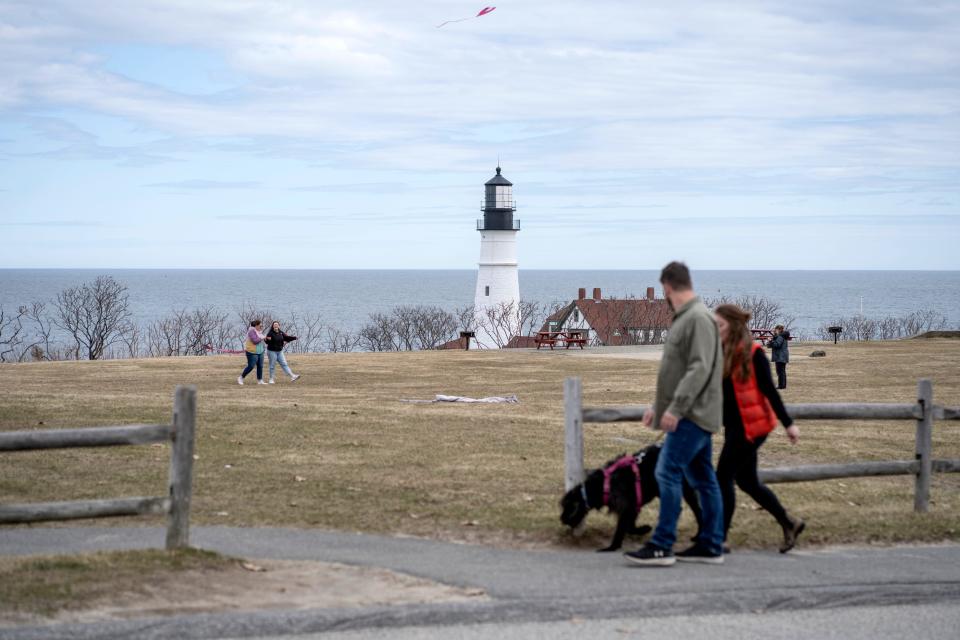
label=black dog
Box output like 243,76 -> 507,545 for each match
560,444 -> 703,552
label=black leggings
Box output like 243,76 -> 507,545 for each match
717,434 -> 790,539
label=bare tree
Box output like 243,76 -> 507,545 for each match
147,311 -> 187,357
455,304 -> 476,332
706,295 -> 787,331
146,306 -> 230,357
0,306 -> 25,362
410,306 -> 458,349
282,311 -> 325,353
325,326 -> 359,352
53,276 -> 132,360
235,301 -> 277,335
359,312 -> 400,351
119,322 -> 144,358
391,306 -> 420,351
474,301 -> 521,348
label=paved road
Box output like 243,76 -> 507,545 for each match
1,527 -> 959,639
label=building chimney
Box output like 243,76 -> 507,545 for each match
592,287 -> 602,301
646,287 -> 655,301
578,287 -> 586,300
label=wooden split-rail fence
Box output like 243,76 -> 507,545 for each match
564,378 -> 960,513
0,386 -> 197,550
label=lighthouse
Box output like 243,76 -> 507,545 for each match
473,166 -> 521,348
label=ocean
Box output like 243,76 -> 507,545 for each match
1,269 -> 958,338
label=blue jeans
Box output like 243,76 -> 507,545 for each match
241,351 -> 263,380
651,418 -> 724,554
267,350 -> 293,379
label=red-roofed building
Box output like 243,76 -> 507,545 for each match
540,287 -> 672,346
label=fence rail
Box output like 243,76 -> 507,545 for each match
0,386 -> 196,550
564,377 -> 960,513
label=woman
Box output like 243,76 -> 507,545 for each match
238,320 -> 267,385
714,304 -> 804,553
264,321 -> 300,384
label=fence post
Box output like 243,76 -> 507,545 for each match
166,385 -> 196,550
914,379 -> 933,513
564,377 -> 584,491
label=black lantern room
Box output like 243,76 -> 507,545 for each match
478,166 -> 520,231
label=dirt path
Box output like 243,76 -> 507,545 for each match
0,558 -> 484,628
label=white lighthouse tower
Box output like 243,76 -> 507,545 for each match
473,166 -> 520,348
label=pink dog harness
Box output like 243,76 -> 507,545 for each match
602,454 -> 643,513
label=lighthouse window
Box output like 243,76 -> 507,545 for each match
496,186 -> 512,209
485,286 -> 490,296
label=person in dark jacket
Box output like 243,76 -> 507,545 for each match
264,321 -> 300,384
768,324 -> 790,389
714,305 -> 804,553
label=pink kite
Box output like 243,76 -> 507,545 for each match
436,6 -> 496,28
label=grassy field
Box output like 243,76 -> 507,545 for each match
1,340 -> 958,551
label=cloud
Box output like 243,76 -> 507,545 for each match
215,213 -> 330,220
290,182 -> 408,194
13,116 -> 175,166
0,219 -> 102,227
145,179 -> 261,190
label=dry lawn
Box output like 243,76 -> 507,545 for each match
1,340 -> 958,551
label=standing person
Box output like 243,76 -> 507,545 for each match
265,321 -> 300,384
238,320 -> 267,385
768,324 -> 790,389
624,262 -> 725,566
714,305 -> 804,552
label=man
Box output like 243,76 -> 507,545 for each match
624,261 -> 725,566
768,325 -> 790,389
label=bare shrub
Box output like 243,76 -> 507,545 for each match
120,323 -> 144,358
470,300 -> 544,348
455,305 -> 476,332
410,306 -> 458,350
280,311 -> 324,353
147,307 -> 230,357
0,306 -> 25,362
357,305 -> 460,351
326,326 -> 359,352
818,308 -> 951,341
359,312 -> 400,352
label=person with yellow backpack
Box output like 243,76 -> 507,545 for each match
237,319 -> 267,385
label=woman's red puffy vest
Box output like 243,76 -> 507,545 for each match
733,342 -> 777,442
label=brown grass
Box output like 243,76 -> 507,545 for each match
1,340 -> 958,551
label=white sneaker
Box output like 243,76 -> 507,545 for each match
291,374 -> 300,382
257,380 -> 268,385
268,378 -> 275,384
237,376 -> 244,386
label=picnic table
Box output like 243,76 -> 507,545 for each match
750,328 -> 793,345
535,330 -> 587,350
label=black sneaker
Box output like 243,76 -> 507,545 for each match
676,543 -> 724,564
624,543 -> 675,567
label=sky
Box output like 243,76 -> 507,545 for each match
0,0 -> 958,270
